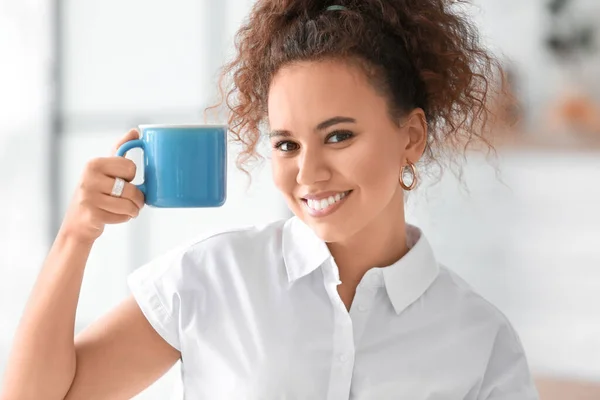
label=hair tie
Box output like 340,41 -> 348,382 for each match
326,5 -> 348,12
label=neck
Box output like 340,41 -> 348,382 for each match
327,189 -> 409,287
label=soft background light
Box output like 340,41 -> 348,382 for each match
1,0 -> 599,398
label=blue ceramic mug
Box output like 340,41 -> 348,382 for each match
116,124 -> 227,208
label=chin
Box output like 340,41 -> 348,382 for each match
300,214 -> 357,244
287,196 -> 363,243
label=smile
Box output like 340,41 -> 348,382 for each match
301,190 -> 352,217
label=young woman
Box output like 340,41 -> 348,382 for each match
1,1 -> 539,399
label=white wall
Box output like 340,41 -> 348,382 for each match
62,0 -> 217,118
0,0 -> 52,380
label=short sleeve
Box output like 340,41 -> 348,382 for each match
478,322 -> 539,400
127,248 -> 188,352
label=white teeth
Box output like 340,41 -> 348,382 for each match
305,191 -> 349,212
309,199 -> 322,210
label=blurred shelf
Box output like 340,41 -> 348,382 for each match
491,130 -> 600,153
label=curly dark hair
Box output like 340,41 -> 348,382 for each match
215,0 -> 504,176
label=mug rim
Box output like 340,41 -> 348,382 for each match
139,123 -> 228,129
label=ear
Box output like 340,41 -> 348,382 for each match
400,108 -> 427,164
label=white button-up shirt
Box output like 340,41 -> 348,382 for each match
128,217 -> 539,399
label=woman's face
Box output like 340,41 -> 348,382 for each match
267,59 -> 425,243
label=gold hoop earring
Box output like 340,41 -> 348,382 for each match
400,162 -> 417,191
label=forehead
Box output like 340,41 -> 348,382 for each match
267,59 -> 388,128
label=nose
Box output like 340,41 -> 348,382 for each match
296,147 -> 331,185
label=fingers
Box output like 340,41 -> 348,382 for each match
79,178 -> 142,216
97,175 -> 145,210
93,207 -> 133,225
95,194 -> 140,219
87,157 -> 137,182
82,157 -> 145,212
64,130 -> 146,242
82,172 -> 144,210
112,128 -> 140,155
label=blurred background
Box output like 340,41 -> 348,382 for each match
1,0 -> 599,398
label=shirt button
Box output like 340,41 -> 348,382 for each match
338,354 -> 348,363
358,304 -> 368,312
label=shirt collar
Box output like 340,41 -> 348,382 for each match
282,217 -> 440,314
380,224 -> 440,314
282,217 -> 331,282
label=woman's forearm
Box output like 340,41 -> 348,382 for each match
0,231 -> 94,400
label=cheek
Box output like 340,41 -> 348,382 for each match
271,158 -> 296,196
343,140 -> 399,186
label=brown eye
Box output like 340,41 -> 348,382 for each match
326,130 -> 354,143
274,140 -> 299,152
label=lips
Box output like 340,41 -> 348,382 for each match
300,190 -> 352,217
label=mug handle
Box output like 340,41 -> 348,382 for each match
115,139 -> 146,196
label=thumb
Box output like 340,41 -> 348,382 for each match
112,128 -> 141,155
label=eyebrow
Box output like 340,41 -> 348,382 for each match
268,116 -> 356,138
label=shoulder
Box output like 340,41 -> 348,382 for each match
130,218 -> 288,283
126,218 -> 291,354
433,268 -> 539,397
183,218 -> 287,258
429,265 -> 522,347
434,266 -> 507,318
427,265 -> 536,393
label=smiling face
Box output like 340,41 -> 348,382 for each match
268,59 -> 426,243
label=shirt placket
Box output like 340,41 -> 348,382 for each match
345,270 -> 382,397
349,269 -> 382,346
322,258 -> 355,400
